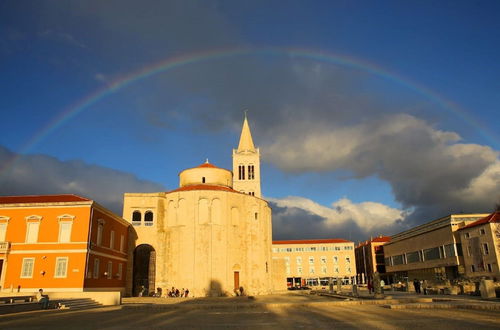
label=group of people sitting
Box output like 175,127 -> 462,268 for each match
164,287 -> 189,298
142,286 -> 190,298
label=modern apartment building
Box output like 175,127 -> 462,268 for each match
384,213 -> 487,283
355,236 -> 390,284
272,239 -> 356,288
0,194 -> 130,294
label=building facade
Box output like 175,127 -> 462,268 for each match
0,195 -> 130,294
122,116 -> 273,297
458,212 -> 500,280
384,213 -> 487,284
272,239 -> 356,288
355,236 -> 390,284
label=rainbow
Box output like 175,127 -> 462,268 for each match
3,47 -> 497,175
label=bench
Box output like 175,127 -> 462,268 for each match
0,297 -> 40,315
0,295 -> 36,304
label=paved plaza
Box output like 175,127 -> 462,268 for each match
0,292 -> 499,329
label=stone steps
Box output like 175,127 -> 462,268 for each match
56,298 -> 102,310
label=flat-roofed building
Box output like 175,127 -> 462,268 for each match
384,213 -> 488,284
355,236 -> 391,284
457,211 -> 500,281
0,194 -> 130,294
272,239 -> 356,288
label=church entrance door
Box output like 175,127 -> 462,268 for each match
133,244 -> 156,297
234,271 -> 240,291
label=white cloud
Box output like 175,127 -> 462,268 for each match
264,113 -> 500,219
270,196 -> 404,233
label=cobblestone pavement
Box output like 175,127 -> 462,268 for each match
0,293 -> 498,329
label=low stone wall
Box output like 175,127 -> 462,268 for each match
49,292 -> 121,306
0,291 -> 121,306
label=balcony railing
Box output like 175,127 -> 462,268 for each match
0,241 -> 11,252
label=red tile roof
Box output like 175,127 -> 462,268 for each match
169,184 -> 240,194
372,236 -> 391,243
458,212 -> 500,230
196,161 -> 220,169
197,163 -> 217,168
273,239 -> 352,245
0,194 -> 91,204
356,236 -> 391,247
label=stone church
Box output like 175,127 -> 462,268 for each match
122,116 -> 273,297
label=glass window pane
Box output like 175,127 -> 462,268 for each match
423,247 -> 441,260
26,222 -> 39,243
59,222 -> 72,242
0,223 -> 7,241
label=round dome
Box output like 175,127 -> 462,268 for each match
179,161 -> 233,188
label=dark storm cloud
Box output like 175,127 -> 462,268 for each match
2,0 -> 498,238
36,1 -> 240,67
0,146 -> 165,214
265,114 -> 500,227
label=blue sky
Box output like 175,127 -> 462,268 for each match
0,1 -> 499,241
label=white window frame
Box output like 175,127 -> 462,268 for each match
25,216 -> 42,243
296,256 -> 302,265
21,258 -> 35,278
0,222 -> 7,242
110,230 -> 115,250
93,258 -> 100,279
483,243 -> 489,255
54,257 -> 68,278
309,266 -> 315,274
58,221 -> 73,243
309,256 -> 314,265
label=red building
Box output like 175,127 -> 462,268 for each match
355,236 -> 391,284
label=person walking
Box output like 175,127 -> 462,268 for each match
413,279 -> 421,294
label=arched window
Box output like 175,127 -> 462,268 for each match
144,211 -> 154,226
202,177 -> 206,183
132,211 -> 142,226
248,165 -> 255,180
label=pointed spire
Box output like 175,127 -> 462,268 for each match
237,111 -> 256,152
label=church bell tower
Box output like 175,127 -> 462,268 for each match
232,114 -> 261,198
